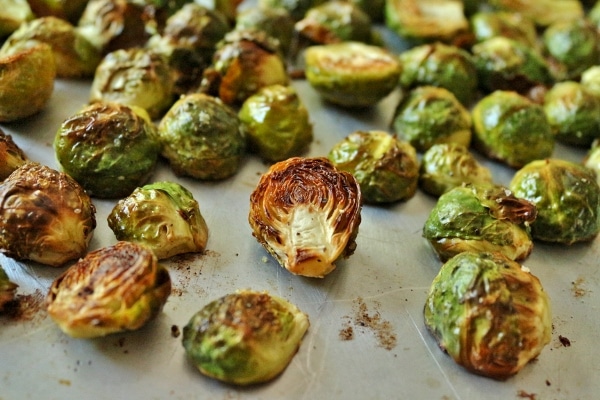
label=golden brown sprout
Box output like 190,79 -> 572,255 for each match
0,129 -> 28,181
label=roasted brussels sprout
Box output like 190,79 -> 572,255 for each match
419,143 -> 493,197
385,0 -> 470,44
239,84 -> 313,162
234,6 -> 295,57
471,90 -> 554,168
90,48 -> 174,120
249,157 -> 362,278
470,11 -> 538,48
182,289 -> 310,385
424,251 -> 552,380
46,241 -> 171,338
27,0 -> 88,23
423,183 -> 536,262
194,0 -> 243,22
580,65 -> 600,97
349,0 -> 385,22
398,42 -> 478,106
108,181 -> 209,260
328,130 -> 419,204
391,86 -> 472,153
0,0 -> 34,39
543,81 -> 600,147
0,163 -> 96,267
0,128 -> 28,181
304,41 -> 401,107
488,0 -> 583,27
510,158 -> 600,244
157,93 -> 245,180
257,0 -> 325,21
0,266 -> 18,312
54,102 -> 160,199
0,43 -> 55,123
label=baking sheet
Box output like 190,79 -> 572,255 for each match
2,4 -> 600,400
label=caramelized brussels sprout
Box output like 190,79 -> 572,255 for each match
471,90 -> 554,168
234,6 -> 295,56
391,86 -> 472,153
423,183 -> 536,262
0,0 -> 34,39
424,251 -> 552,380
0,266 -> 18,312
257,0 -> 325,21
249,157 -> 362,278
108,181 -> 209,260
157,93 -> 245,180
398,42 -> 478,106
27,0 -> 88,23
304,41 -> 401,107
488,0 -> 583,27
182,289 -> 310,385
54,102 -> 160,199
0,163 -> 96,267
90,48 -> 174,119
470,11 -> 538,48
510,158 -> 600,244
0,43 -> 55,123
328,130 -> 419,204
0,129 -> 28,181
46,241 -> 171,338
419,143 -> 493,197
543,81 -> 600,147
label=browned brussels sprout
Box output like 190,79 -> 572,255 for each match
470,11 -> 538,48
234,6 -> 295,57
488,0 -> 583,27
249,157 -> 362,278
0,163 -> 96,267
0,266 -> 18,312
194,0 -> 243,23
27,0 -> 88,23
0,0 -> 34,39
424,251 -> 552,380
258,0 -> 325,21
0,128 -> 28,181
46,241 -> 171,338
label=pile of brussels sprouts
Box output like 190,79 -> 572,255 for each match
1,0 -> 600,387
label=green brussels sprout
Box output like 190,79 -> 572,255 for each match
0,0 -> 34,39
488,0 -> 583,27
424,251 -> 552,380
108,181 -> 209,260
249,157 -> 362,278
90,48 -> 174,119
580,65 -> 600,97
239,84 -> 313,162
0,43 -> 55,123
0,163 -> 96,267
27,0 -> 88,23
542,19 -> 600,81
510,158 -> 600,244
294,0 -> 374,45
391,86 -> 472,153
304,41 -> 401,107
419,143 -> 493,197
157,93 -> 245,180
54,102 -> 160,199
584,140 -> 600,186
200,29 -> 289,105
182,290 -> 310,385
471,90 -> 554,168
543,81 -> 600,147
385,0 -> 469,44
0,128 -> 28,181
328,130 -> 419,204
46,241 -> 171,338
257,0 -> 326,21
234,7 -> 295,57
471,36 -> 553,95
398,42 -> 478,106
470,11 -> 538,48
0,266 -> 18,313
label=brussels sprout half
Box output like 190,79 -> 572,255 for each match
470,11 -> 538,48
0,128 -> 28,181
108,181 -> 209,260
46,241 -> 171,338
249,157 -> 362,278
234,6 -> 296,56
423,183 -> 536,262
0,266 -> 18,312
182,290 -> 310,385
0,0 -> 34,39
424,251 -> 552,380
488,0 -> 583,27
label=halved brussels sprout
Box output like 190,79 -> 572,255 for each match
257,0 -> 325,21
424,251 -> 552,380
423,183 -> 536,262
0,0 -> 34,39
108,181 -> 209,260
419,143 -> 493,197
304,41 -> 401,107
249,157 -> 362,278
543,81 -> 600,147
470,11 -> 538,48
510,158 -> 600,244
0,266 -> 18,312
27,0 -> 88,23
182,289 -> 310,385
0,43 -> 55,123
90,48 -> 174,120
234,6 -> 296,57
46,241 -> 171,338
391,86 -> 472,152
0,163 -> 96,267
398,42 -> 478,106
157,93 -> 245,180
471,90 -> 554,168
238,84 -> 313,162
0,128 -> 28,181
488,0 -> 583,27
328,130 -> 419,204
54,102 -> 160,199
